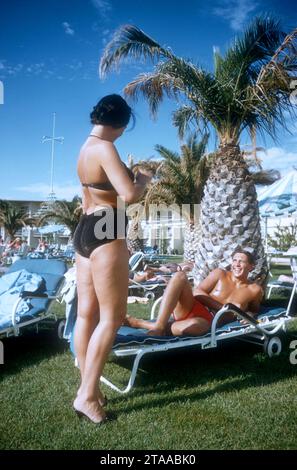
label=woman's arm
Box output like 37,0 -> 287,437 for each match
97,143 -> 151,203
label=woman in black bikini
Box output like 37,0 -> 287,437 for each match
73,95 -> 151,424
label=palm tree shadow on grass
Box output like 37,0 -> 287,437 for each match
109,338 -> 297,412
0,325 -> 69,377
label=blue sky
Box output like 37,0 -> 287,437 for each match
0,0 -> 296,201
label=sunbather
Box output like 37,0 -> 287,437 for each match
129,270 -> 155,283
143,260 -> 194,275
125,249 -> 263,336
129,269 -> 169,284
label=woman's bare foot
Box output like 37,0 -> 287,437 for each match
77,387 -> 107,407
73,396 -> 106,424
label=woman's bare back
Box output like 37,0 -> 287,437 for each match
77,138 -> 119,213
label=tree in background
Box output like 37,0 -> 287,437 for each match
0,200 -> 32,240
143,134 -> 208,261
268,221 -> 297,252
37,196 -> 82,238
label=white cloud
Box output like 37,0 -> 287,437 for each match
213,0 -> 258,31
257,147 -> 297,175
15,182 -> 81,201
0,59 -> 94,81
62,22 -> 75,36
90,0 -> 112,19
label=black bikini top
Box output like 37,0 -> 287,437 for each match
82,164 -> 134,191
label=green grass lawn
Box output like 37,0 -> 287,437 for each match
1,266 -> 297,450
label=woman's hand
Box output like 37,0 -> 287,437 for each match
135,169 -> 153,186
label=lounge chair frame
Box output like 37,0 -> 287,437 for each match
0,293 -> 62,339
267,257 -> 297,300
128,278 -> 169,300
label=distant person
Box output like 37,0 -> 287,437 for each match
0,237 -> 6,260
129,269 -> 167,284
144,260 -> 194,275
20,240 -> 29,256
37,240 -> 45,252
72,94 -> 151,424
129,270 -> 154,283
125,249 -> 263,336
7,237 -> 22,253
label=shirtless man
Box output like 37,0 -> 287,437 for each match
125,249 -> 263,336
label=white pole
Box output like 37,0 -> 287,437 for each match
265,216 -> 268,253
50,112 -> 56,197
42,113 -> 64,201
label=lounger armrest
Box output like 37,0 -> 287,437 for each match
11,292 -> 57,328
223,303 -> 258,326
20,291 -> 48,299
208,304 -> 259,348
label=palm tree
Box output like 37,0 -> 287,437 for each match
0,200 -> 32,240
126,157 -> 160,254
100,17 -> 297,283
37,196 -> 82,238
141,134 -> 208,261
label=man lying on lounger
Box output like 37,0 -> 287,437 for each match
124,249 -> 263,336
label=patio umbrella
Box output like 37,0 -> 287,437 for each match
257,168 -> 297,250
258,168 -> 297,217
38,224 -> 66,235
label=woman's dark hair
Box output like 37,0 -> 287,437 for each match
90,94 -> 134,129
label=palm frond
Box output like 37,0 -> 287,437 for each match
124,71 -> 178,116
100,18 -> 297,145
250,169 -> 281,185
154,145 -> 180,163
172,105 -> 202,139
217,16 -> 286,83
100,25 -> 171,78
257,27 -> 297,86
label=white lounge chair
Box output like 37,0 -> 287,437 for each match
99,290 -> 296,394
267,257 -> 297,302
0,258 -> 67,339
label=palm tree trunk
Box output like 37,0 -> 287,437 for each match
194,144 -> 267,285
127,216 -> 144,254
183,221 -> 201,262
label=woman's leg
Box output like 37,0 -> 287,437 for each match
74,239 -> 129,422
74,254 -> 107,406
74,253 -> 99,378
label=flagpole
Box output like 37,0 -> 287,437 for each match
42,113 -> 64,201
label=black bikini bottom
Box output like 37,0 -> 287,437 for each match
73,208 -> 128,258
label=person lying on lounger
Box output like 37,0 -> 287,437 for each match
143,260 -> 194,275
124,249 -> 263,336
129,269 -> 157,283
